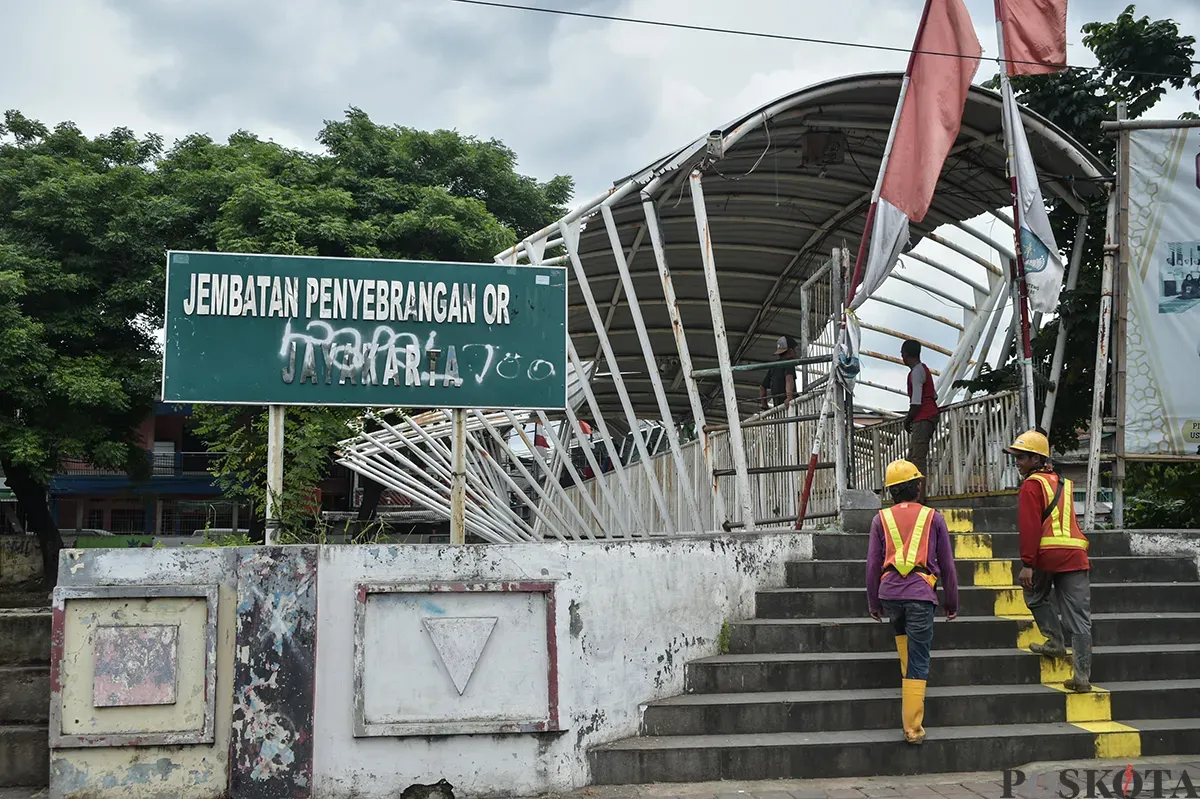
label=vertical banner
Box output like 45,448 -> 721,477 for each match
1124,127 -> 1200,456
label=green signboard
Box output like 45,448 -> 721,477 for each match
162,251 -> 567,409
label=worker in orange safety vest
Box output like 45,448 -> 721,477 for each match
1005,429 -> 1093,692
866,459 -> 959,745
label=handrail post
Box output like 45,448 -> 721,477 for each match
690,170 -> 755,531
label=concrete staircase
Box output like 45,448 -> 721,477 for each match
590,507 -> 1200,784
0,592 -> 51,788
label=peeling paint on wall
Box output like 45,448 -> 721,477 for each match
52,588 -> 216,747
52,754 -> 216,794
312,531 -> 811,798
1129,530 -> 1200,572
568,599 -> 583,638
93,625 -> 180,707
50,533 -> 810,799
231,547 -> 318,798
0,535 -> 42,585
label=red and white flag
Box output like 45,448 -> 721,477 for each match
533,421 -> 550,456
996,0 -> 1068,75
848,0 -> 982,311
800,0 -> 982,529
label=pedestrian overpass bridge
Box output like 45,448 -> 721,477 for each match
335,72 -> 1108,540
321,79 -> 1200,788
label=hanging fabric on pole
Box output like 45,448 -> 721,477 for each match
533,420 -> 550,457
838,311 -> 862,387
1001,80 -> 1065,314
996,0 -> 1068,75
992,0 -> 1070,429
848,0 -> 982,310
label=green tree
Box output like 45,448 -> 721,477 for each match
1123,462 -> 1200,528
1,105 -> 573,576
0,111 -> 167,583
964,4 -> 1198,456
161,109 -> 573,540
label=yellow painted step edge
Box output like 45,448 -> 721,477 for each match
962,540 -> 1144,759
1077,723 -> 1143,758
972,560 -> 1015,587
994,587 -> 1032,618
942,508 -> 974,534
953,533 -> 993,560
1016,618 -> 1143,759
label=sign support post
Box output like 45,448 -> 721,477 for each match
265,404 -> 285,546
450,408 -> 467,544
1112,103 -> 1131,529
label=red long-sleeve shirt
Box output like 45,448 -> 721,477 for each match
1017,470 -> 1090,572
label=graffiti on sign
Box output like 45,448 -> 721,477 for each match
0,536 -> 42,585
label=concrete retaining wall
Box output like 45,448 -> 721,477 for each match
1,536 -> 42,587
1128,529 -> 1200,571
49,531 -> 810,798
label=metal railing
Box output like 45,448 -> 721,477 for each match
552,389 -> 1021,537
712,389 -> 840,528
333,224 -> 1021,539
546,251 -> 844,535
160,499 -> 241,536
799,257 -> 840,392
541,384 -> 841,535
55,451 -> 223,478
852,390 -> 1023,497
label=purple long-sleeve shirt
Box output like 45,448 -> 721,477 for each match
865,505 -> 959,615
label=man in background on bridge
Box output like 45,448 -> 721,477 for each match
759,335 -> 797,411
902,339 -> 940,501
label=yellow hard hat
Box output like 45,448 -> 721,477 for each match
885,459 -> 924,487
1005,429 -> 1050,458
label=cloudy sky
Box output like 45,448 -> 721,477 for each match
5,0 -> 1198,414
7,0 -> 1197,197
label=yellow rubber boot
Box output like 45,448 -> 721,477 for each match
895,635 -> 909,678
902,678 -> 927,744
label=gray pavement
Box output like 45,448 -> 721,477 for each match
545,756 -> 1200,799
4,755 -> 1196,799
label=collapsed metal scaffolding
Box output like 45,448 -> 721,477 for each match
336,72 -> 1108,541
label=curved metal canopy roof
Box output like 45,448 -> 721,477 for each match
501,71 -> 1110,429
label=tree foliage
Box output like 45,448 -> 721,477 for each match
1124,461 -> 1200,529
1,106 -> 573,575
0,111 -> 167,580
189,406 -> 356,542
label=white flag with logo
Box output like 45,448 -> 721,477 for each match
1002,80 -> 1064,314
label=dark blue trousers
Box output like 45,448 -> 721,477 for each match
881,599 -> 935,680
